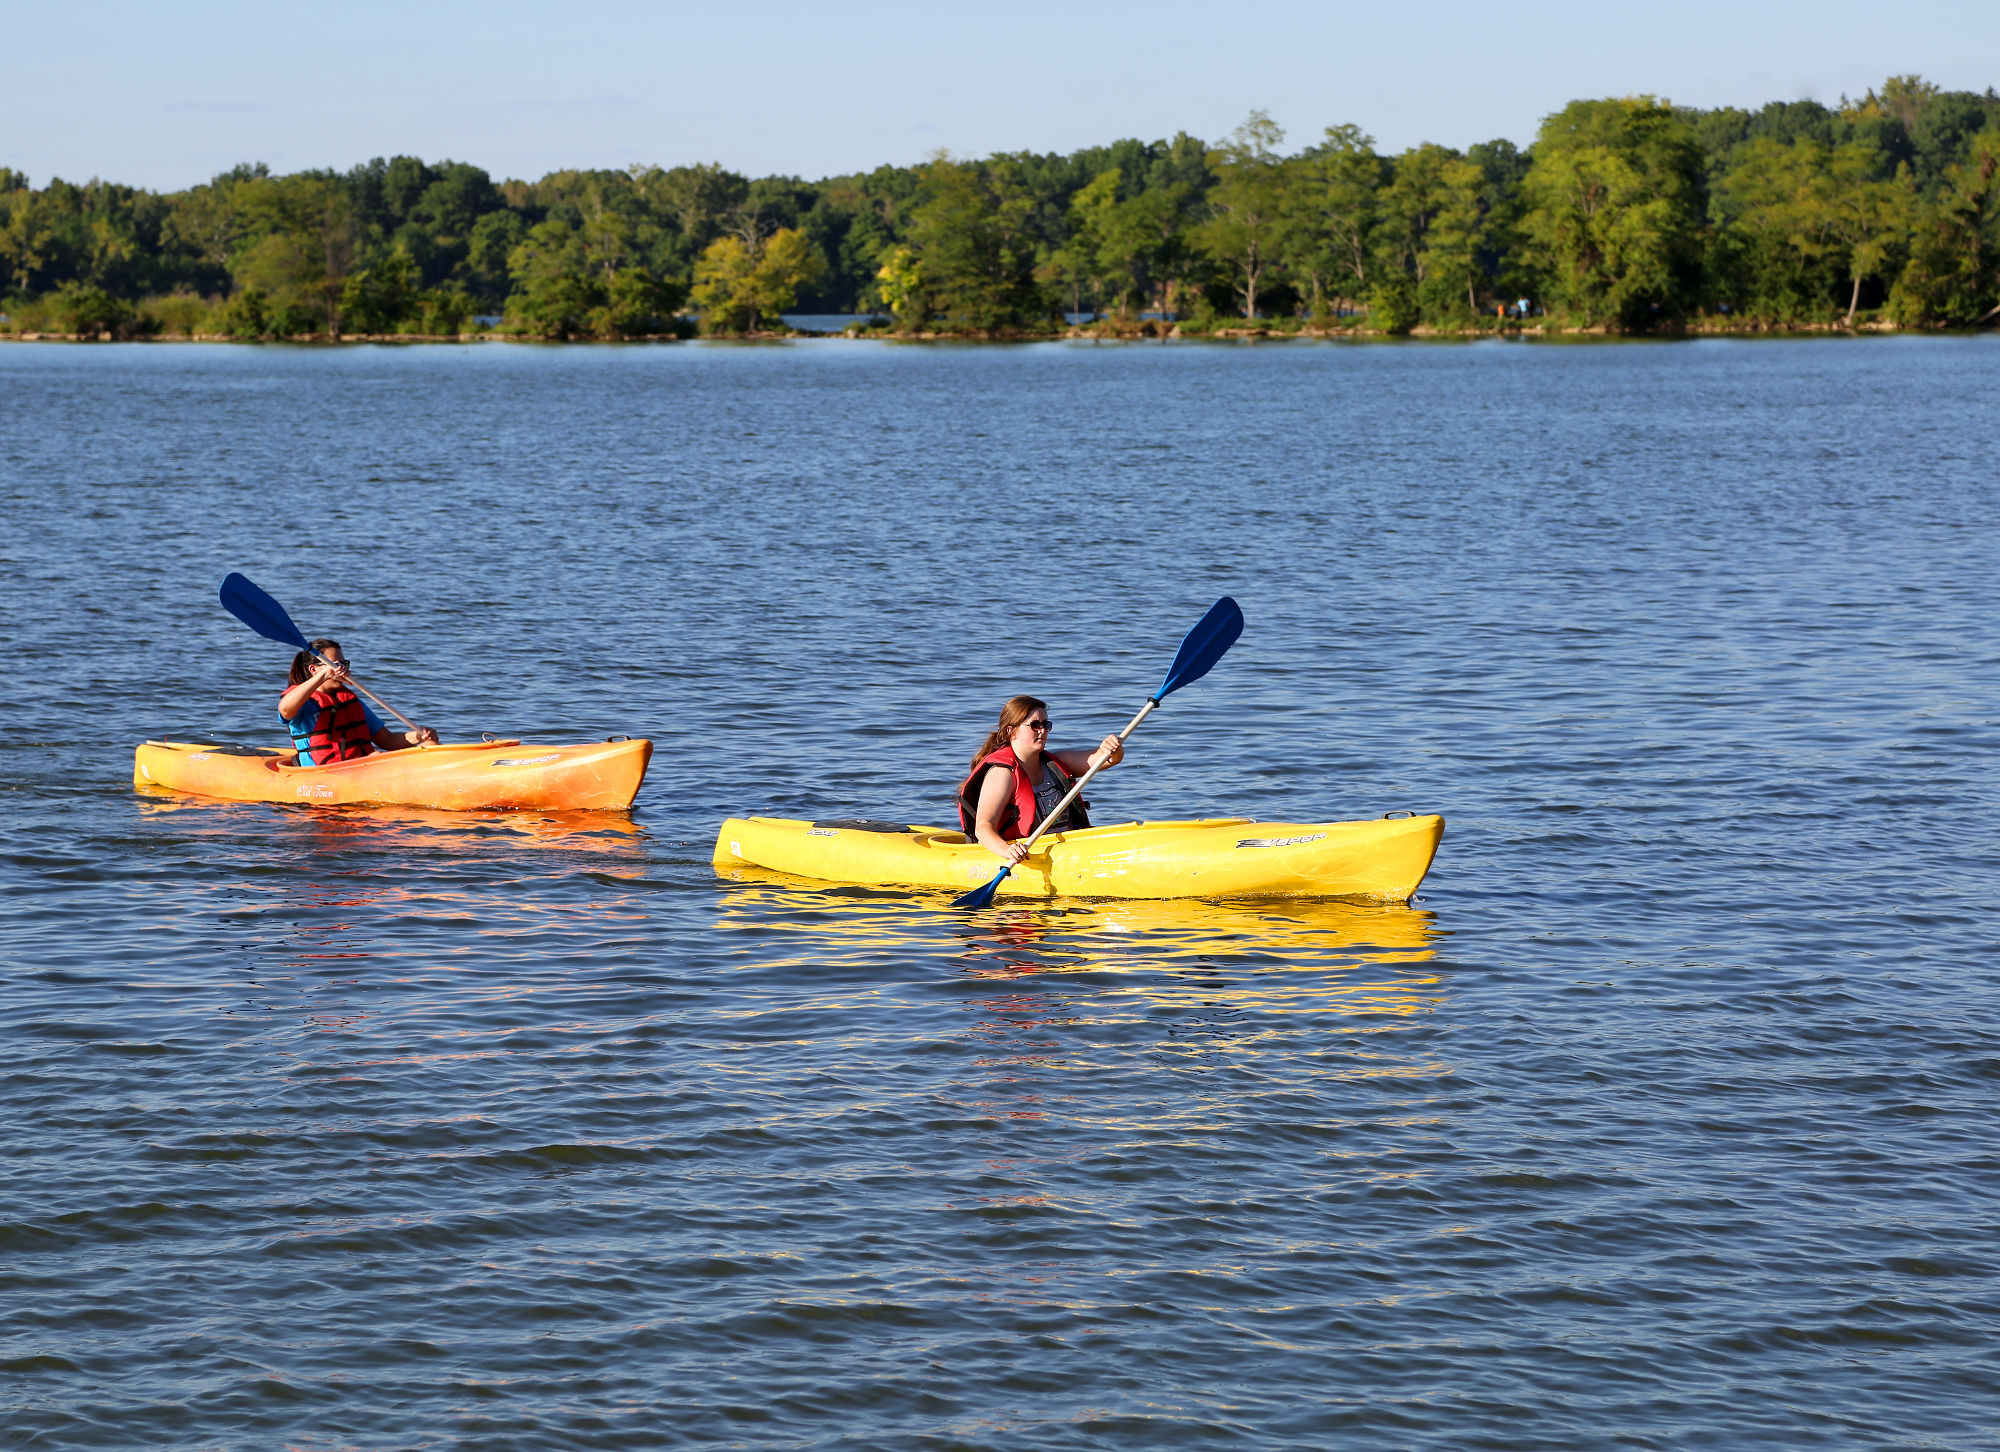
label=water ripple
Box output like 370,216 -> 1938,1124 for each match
2,337 -> 1998,1449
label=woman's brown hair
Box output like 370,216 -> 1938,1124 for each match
969,695 -> 1047,772
288,638 -> 343,687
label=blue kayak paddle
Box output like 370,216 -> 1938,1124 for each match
219,572 -> 424,734
951,595 -> 1245,909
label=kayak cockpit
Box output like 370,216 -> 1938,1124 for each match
265,739 -> 525,772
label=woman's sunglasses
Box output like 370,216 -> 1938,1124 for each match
1023,720 -> 1052,732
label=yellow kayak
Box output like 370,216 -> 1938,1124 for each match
134,737 -> 652,812
712,813 -> 1444,901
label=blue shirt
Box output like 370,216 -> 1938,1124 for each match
284,696 -> 384,765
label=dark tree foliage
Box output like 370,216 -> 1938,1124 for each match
1909,92 -> 2000,192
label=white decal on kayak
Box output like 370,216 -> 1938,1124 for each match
730,841 -> 742,857
188,752 -> 211,761
807,828 -> 838,837
1236,833 -> 1326,849
296,784 -> 335,799
139,765 -> 152,781
491,754 -> 560,767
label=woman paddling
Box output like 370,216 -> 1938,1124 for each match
959,695 -> 1125,863
279,638 -> 438,766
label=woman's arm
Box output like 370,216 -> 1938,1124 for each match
1050,734 -> 1125,777
972,765 -> 1029,863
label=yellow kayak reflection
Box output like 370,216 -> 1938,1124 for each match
713,876 -> 1443,1015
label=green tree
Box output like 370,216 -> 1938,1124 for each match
1468,139 -> 1532,305
0,178 -> 56,294
1519,97 -> 1706,327
905,155 -> 1043,332
1865,76 -> 1942,138
161,165 -> 266,290
230,174 -> 359,334
1282,125 -> 1385,320
50,283 -> 134,337
875,245 -> 926,328
598,269 -> 675,337
1825,142 -> 1910,323
1040,167 -> 1119,317
215,287 -> 271,338
1196,111 -> 1288,319
1376,143 -> 1488,323
1715,135 -> 1911,323
340,246 -> 420,333
690,227 -> 826,333
465,210 -> 525,305
505,218 -> 600,336
1713,136 -> 1846,321
1890,128 -> 2000,325
576,194 -> 640,282
1099,182 -> 1194,320
640,162 -> 749,250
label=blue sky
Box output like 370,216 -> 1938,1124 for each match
7,0 -> 1996,189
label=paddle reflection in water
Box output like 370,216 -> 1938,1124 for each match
257,880 -> 394,1036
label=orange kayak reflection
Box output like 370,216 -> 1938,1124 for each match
134,788 -> 650,857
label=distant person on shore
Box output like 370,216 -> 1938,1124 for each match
959,695 -> 1124,862
279,639 -> 438,765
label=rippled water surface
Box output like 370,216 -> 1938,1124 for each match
4,336 -> 1999,1450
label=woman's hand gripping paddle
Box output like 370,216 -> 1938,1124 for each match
219,572 -> 426,736
951,596 -> 1245,910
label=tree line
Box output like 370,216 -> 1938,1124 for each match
2,75 -> 1995,340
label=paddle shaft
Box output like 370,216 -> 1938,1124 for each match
1006,696 -> 1159,861
304,648 -> 423,736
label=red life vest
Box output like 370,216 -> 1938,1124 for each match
302,686 -> 375,765
957,747 -> 1090,839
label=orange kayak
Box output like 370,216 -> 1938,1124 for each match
133,738 -> 652,812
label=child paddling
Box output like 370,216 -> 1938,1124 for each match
279,638 -> 438,766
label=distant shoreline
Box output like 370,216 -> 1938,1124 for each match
0,318 -> 1944,345
7,81 -> 1996,345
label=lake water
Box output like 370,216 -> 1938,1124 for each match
3,334 -> 1998,1450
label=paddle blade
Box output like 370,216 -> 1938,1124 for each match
1154,595 -> 1244,700
219,572 -> 310,652
952,865 -> 1011,909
